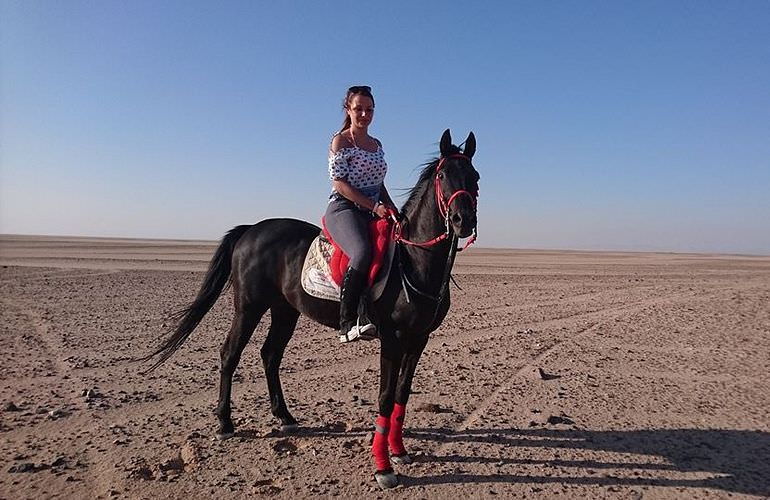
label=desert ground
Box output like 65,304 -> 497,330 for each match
1,234 -> 768,499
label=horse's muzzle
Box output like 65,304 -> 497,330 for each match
451,210 -> 477,239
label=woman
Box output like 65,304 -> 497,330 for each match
326,85 -> 396,343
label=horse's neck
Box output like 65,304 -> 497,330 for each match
400,181 -> 454,292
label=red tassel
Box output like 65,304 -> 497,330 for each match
389,403 -> 407,456
371,415 -> 391,471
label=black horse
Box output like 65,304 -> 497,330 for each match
146,129 -> 480,489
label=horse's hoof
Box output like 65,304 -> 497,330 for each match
216,431 -> 234,440
374,471 -> 400,490
391,453 -> 413,465
281,423 -> 299,433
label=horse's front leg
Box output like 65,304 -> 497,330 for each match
372,327 -> 402,489
389,333 -> 429,464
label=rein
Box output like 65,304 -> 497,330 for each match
390,154 -> 478,251
397,235 -> 458,303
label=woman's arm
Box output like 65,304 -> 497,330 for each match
332,179 -> 377,211
333,180 -> 390,218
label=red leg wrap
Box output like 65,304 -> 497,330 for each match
389,403 -> 407,456
371,415 -> 391,471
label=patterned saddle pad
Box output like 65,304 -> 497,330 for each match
301,232 -> 395,302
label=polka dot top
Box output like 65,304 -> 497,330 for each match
328,143 -> 388,204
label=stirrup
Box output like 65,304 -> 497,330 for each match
339,319 -> 376,343
339,324 -> 360,343
358,322 -> 377,340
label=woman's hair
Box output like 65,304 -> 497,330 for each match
339,85 -> 375,133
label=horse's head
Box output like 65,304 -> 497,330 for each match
436,129 -> 480,239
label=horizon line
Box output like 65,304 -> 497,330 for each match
1,232 -> 768,258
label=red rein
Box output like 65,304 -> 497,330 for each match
391,154 -> 478,251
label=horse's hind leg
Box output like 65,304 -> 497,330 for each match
260,303 -> 300,431
216,302 -> 268,439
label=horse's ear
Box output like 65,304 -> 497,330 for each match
464,132 -> 476,159
440,129 -> 452,157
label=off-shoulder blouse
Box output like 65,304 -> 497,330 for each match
328,145 -> 388,204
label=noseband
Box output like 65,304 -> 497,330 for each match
392,153 -> 478,250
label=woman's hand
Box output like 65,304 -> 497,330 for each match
373,202 -> 389,219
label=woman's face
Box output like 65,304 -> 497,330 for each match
346,94 -> 375,129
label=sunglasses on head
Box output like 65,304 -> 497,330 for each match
348,85 -> 372,94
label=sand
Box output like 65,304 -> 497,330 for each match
1,234 -> 768,499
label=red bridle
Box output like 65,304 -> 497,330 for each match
392,153 -> 478,250
434,154 -> 478,220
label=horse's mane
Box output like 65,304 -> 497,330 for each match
400,145 -> 462,215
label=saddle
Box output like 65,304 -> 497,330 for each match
301,218 -> 395,302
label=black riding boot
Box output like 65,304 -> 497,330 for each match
357,287 -> 378,340
339,267 -> 376,343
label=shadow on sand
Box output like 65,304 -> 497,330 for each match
398,427 -> 769,496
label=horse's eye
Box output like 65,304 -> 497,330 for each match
437,172 -> 445,180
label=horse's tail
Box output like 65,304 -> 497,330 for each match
141,224 -> 252,371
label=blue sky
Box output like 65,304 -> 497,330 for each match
2,1 -> 769,253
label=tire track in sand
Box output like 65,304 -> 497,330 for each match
0,297 -> 72,377
433,283 -> 754,447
